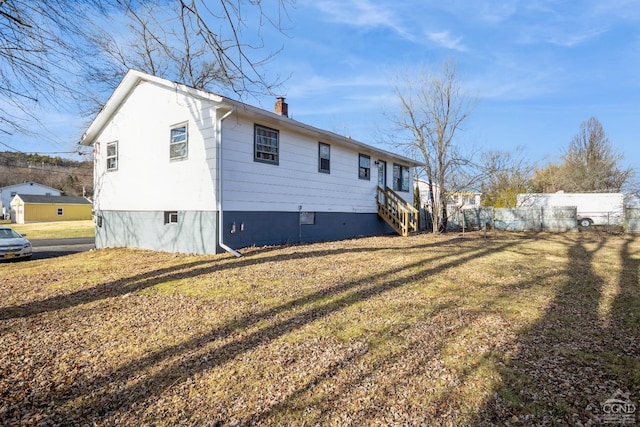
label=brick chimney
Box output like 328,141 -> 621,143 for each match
275,97 -> 288,117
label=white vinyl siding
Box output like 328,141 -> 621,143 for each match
90,79 -> 414,215
92,82 -> 217,211
221,117 -> 413,213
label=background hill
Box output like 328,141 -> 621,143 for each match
0,152 -> 93,197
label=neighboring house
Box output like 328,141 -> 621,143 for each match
415,178 -> 481,212
80,70 -> 421,255
0,181 -> 61,219
10,194 -> 92,224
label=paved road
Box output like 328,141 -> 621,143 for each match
30,237 -> 95,260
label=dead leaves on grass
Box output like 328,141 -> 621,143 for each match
0,233 -> 638,425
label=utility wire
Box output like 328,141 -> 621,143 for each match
0,163 -> 92,177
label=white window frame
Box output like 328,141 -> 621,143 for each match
57,208 -> 64,216
164,211 -> 178,224
106,141 -> 118,171
170,123 -> 188,161
254,124 -> 279,165
358,154 -> 371,180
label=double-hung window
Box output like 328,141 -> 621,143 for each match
319,142 -> 330,173
170,123 -> 188,160
106,141 -> 118,171
254,124 -> 279,164
358,154 -> 370,180
393,163 -> 410,192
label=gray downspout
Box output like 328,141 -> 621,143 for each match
217,106 -> 241,257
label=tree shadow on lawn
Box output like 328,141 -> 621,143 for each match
0,239 -> 420,321
28,236 -> 522,424
474,235 -> 640,425
247,268 -> 567,426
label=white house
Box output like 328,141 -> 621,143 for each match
0,181 -> 61,220
80,70 -> 420,255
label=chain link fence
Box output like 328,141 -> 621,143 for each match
445,206 -> 633,233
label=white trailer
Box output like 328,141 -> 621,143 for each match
517,192 -> 624,227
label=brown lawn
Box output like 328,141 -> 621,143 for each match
0,231 -> 638,426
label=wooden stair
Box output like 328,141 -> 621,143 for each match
376,186 -> 419,236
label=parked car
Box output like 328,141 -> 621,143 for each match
0,226 -> 32,261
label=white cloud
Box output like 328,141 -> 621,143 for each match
545,26 -> 610,47
307,0 -> 414,40
426,31 -> 467,51
477,1 -> 520,24
286,73 -> 389,99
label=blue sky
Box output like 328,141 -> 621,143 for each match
5,0 -> 640,176
260,0 -> 640,174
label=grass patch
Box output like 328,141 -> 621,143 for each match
8,219 -> 95,239
0,232 -> 638,425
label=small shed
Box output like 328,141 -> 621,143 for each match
10,194 -> 92,223
0,181 -> 62,219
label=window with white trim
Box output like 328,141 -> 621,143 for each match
57,208 -> 64,216
164,211 -> 178,224
393,163 -> 410,192
358,154 -> 370,180
254,124 -> 279,164
106,141 -> 118,171
170,124 -> 188,160
319,142 -> 330,173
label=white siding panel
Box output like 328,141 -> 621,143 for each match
221,116 -> 411,213
93,81 -> 219,211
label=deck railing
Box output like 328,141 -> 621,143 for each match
376,186 -> 419,236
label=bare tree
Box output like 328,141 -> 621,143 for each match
390,60 -> 476,232
480,147 -> 534,208
0,0 -> 292,137
561,117 -> 632,192
0,0 -> 92,136
529,162 -> 565,193
87,0 -> 291,96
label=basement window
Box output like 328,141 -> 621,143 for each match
57,208 -> 64,216
164,211 -> 178,224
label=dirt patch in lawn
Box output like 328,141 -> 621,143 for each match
1,232 -> 638,425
